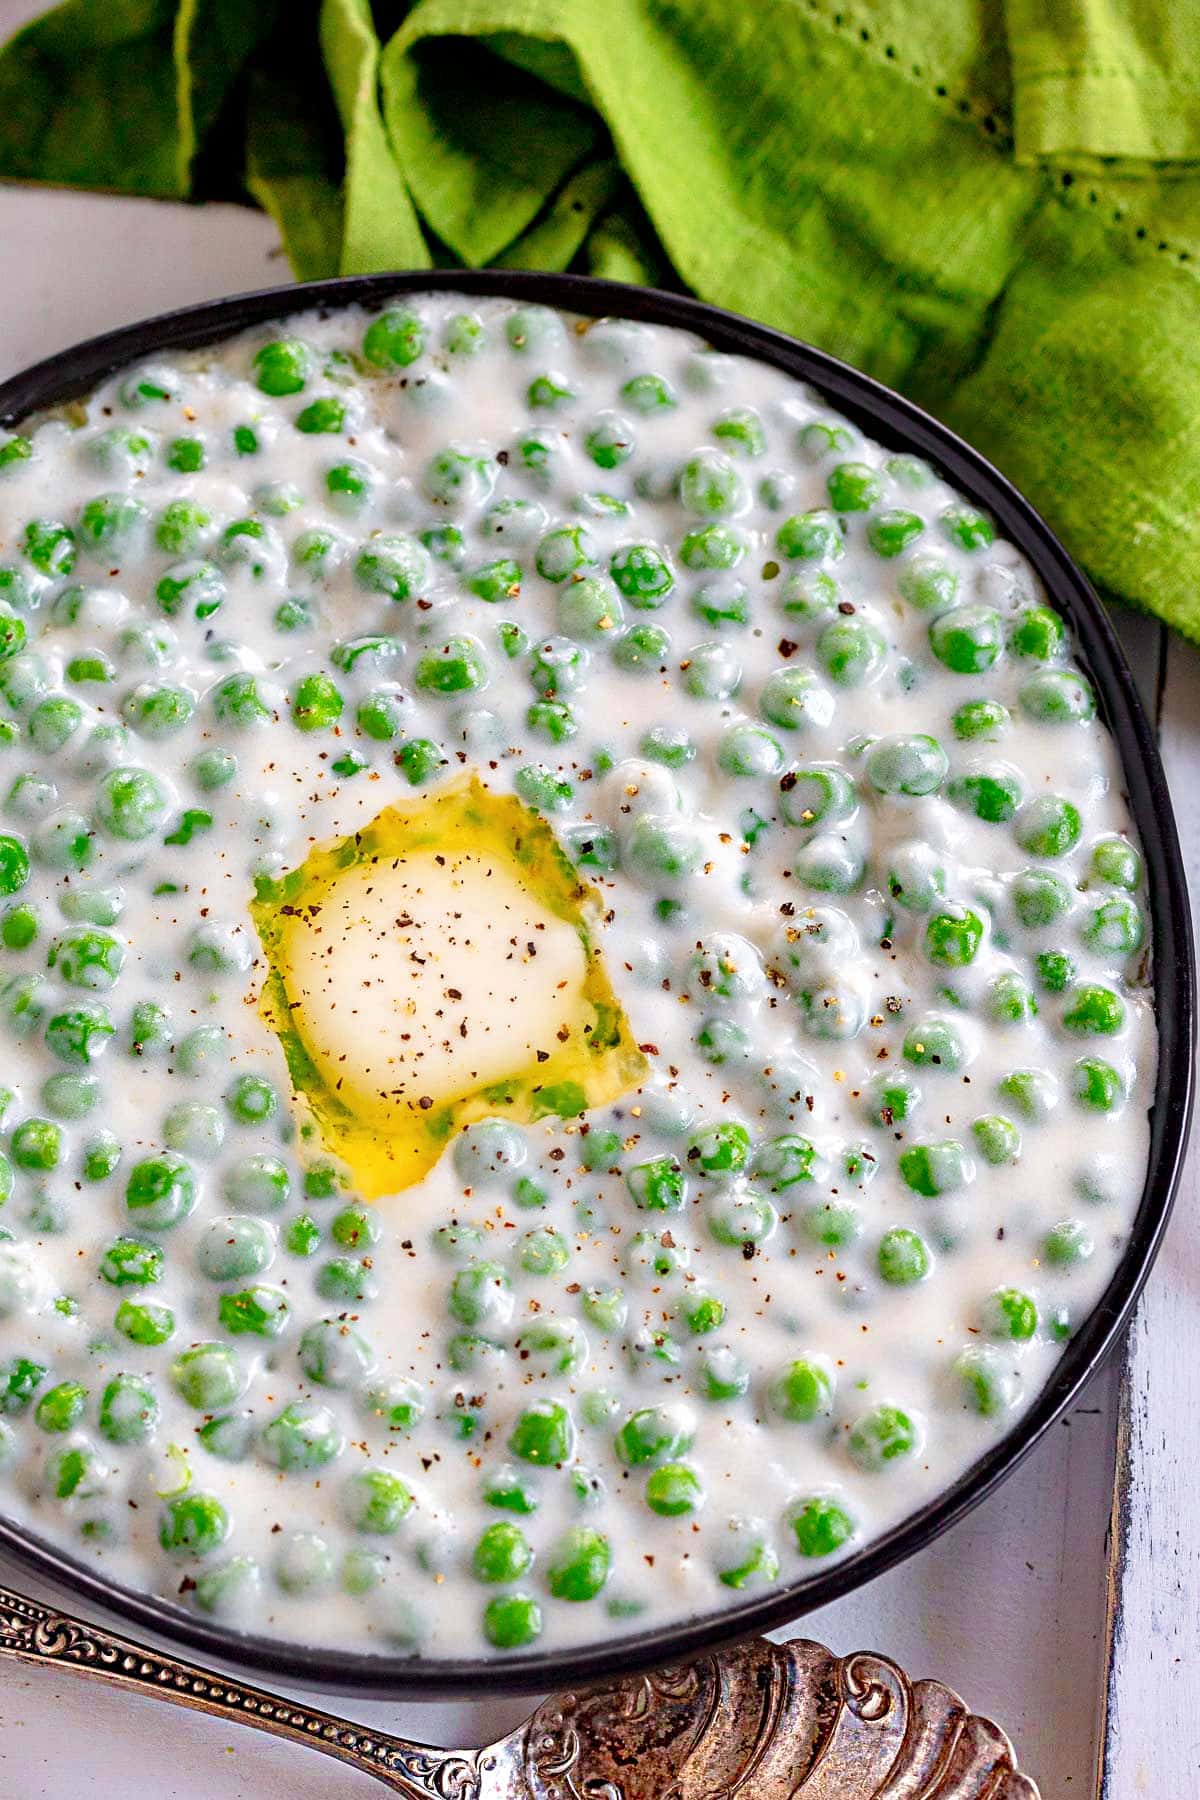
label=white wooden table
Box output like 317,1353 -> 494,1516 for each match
0,119 -> 1192,1800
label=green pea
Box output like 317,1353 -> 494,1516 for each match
973,1114 -> 1021,1165
866,732 -> 947,796
866,509 -> 924,557
28,695 -> 82,755
788,1495 -> 856,1557
816,616 -> 885,686
114,1299 -> 175,1346
686,1120 -> 751,1182
290,672 -> 343,732
625,1154 -> 686,1212
35,1380 -> 88,1433
775,510 -> 844,563
78,493 -> 146,553
1043,1219 -> 1094,1267
678,450 -> 744,517
778,568 -> 840,622
208,673 -> 273,730
1015,795 -> 1082,859
316,1255 -> 376,1304
929,605 -> 1003,675
260,1400 -> 345,1471
864,1071 -> 920,1128
557,576 -> 624,640
1062,983 -> 1125,1035
124,1155 -> 193,1240
953,698 -> 1009,741
898,1014 -> 963,1077
23,519 -> 76,578
0,434 -> 33,473
362,1376 -> 424,1433
924,907 -> 984,967
746,1136 -> 818,1197
713,407 -> 766,457
1019,668 -> 1096,724
940,503 -> 994,550
269,1203 -> 314,1256
414,636 -> 487,696
679,1292 -> 726,1336
129,1000 -> 171,1056
483,1592 -> 542,1649
468,558 -> 522,604
343,1466 -> 413,1534
987,970 -> 1040,1030
10,1115 -> 61,1170
395,737 -> 444,785
472,1519 -> 534,1584
691,576 -> 749,630
545,1525 -> 611,1600
218,1284 -> 290,1338
681,639 -> 742,702
98,1234 -> 164,1287
82,1130 -> 121,1182
156,500 -> 211,557
1035,950 -> 1076,995
951,1344 -> 1015,1417
253,338 -> 311,395
801,1198 -> 863,1248
1,902 -> 36,949
778,766 -> 855,832
166,435 -> 205,473
536,525 -> 595,583
518,1227 -> 571,1277
999,1068 -> 1058,1121
1073,1057 -> 1124,1111
877,1226 -> 931,1284
509,1400 -> 574,1467
267,1531 -> 333,1598
363,308 -> 424,369
621,372 -> 676,413
171,1343 -> 244,1414
98,1373 -> 159,1445
613,1404 -> 693,1468
947,767 -> 1022,823
448,1262 -> 513,1330
444,311 -> 484,355
1090,835 -> 1141,890
827,462 -> 882,512
769,1358 -> 835,1423
160,1490 -> 230,1556
983,1287 -> 1038,1341
1081,894 -> 1143,956
679,523 -> 745,571
717,721 -> 784,778
645,1462 -> 704,1516
847,1402 -> 919,1470
708,1183 -> 779,1246
581,1284 -> 628,1332
1012,868 -> 1071,929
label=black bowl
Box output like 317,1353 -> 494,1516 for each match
0,271 -> 1191,1696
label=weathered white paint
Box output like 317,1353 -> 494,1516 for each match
1099,626 -> 1200,1798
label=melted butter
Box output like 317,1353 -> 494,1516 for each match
251,776 -> 646,1196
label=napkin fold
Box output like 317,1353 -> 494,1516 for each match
3,0 -> 1200,639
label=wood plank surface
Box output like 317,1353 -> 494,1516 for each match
1099,625 -> 1198,1796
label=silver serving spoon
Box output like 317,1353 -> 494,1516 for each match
0,1582 -> 1038,1797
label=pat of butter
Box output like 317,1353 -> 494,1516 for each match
281,848 -> 587,1122
251,776 -> 646,1196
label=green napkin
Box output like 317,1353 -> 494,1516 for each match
3,0 -> 1200,641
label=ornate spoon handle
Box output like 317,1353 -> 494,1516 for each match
0,1584 -> 498,1797
0,1581 -> 1041,1798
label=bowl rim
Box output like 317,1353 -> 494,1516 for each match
0,268 -> 1192,1698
